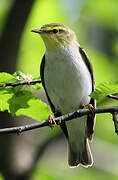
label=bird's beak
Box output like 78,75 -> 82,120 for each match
31,29 -> 42,34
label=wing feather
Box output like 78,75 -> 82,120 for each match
79,47 -> 96,140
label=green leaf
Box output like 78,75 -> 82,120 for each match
16,97 -> 51,121
0,72 -> 50,121
8,89 -> 34,114
9,85 -> 50,120
90,82 -> 118,100
13,71 -> 23,77
32,76 -> 42,89
0,85 -> 51,121
0,72 -> 16,83
32,83 -> 42,90
0,87 -> 13,112
13,71 -> 30,81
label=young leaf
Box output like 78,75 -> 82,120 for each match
0,85 -> 51,121
90,82 -> 118,100
16,97 -> 51,121
32,83 -> 42,90
13,71 -> 33,82
0,87 -> 13,112
0,72 -> 16,83
0,72 -> 50,121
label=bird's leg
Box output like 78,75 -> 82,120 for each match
48,113 -> 56,129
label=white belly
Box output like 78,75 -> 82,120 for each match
44,47 -> 92,114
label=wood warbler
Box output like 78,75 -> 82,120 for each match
32,23 -> 95,167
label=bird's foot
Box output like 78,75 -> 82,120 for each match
48,114 -> 56,129
83,104 -> 95,114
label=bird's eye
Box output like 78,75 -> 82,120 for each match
52,29 -> 59,34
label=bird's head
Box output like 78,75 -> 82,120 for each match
31,23 -> 78,51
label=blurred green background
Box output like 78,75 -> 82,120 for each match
0,0 -> 118,179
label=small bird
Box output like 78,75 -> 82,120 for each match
32,23 -> 95,167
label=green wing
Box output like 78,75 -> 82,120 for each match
79,47 -> 96,140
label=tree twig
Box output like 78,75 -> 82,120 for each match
0,79 -> 118,135
1,79 -> 118,102
0,106 -> 118,135
107,95 -> 118,100
0,80 -> 42,87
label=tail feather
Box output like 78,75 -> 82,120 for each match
68,138 -> 93,167
66,116 -> 93,167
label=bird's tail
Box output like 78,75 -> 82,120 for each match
66,116 -> 93,168
68,138 -> 93,167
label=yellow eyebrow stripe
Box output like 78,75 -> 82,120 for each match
41,24 -> 67,32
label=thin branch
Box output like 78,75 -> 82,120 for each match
0,79 -> 118,135
0,80 -> 42,88
0,106 -> 118,135
107,95 -> 118,100
1,80 -> 118,102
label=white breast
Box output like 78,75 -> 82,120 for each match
44,46 -> 92,114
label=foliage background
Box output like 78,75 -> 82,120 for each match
0,0 -> 118,179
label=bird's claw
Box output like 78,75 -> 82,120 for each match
83,104 -> 95,114
48,114 -> 56,129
